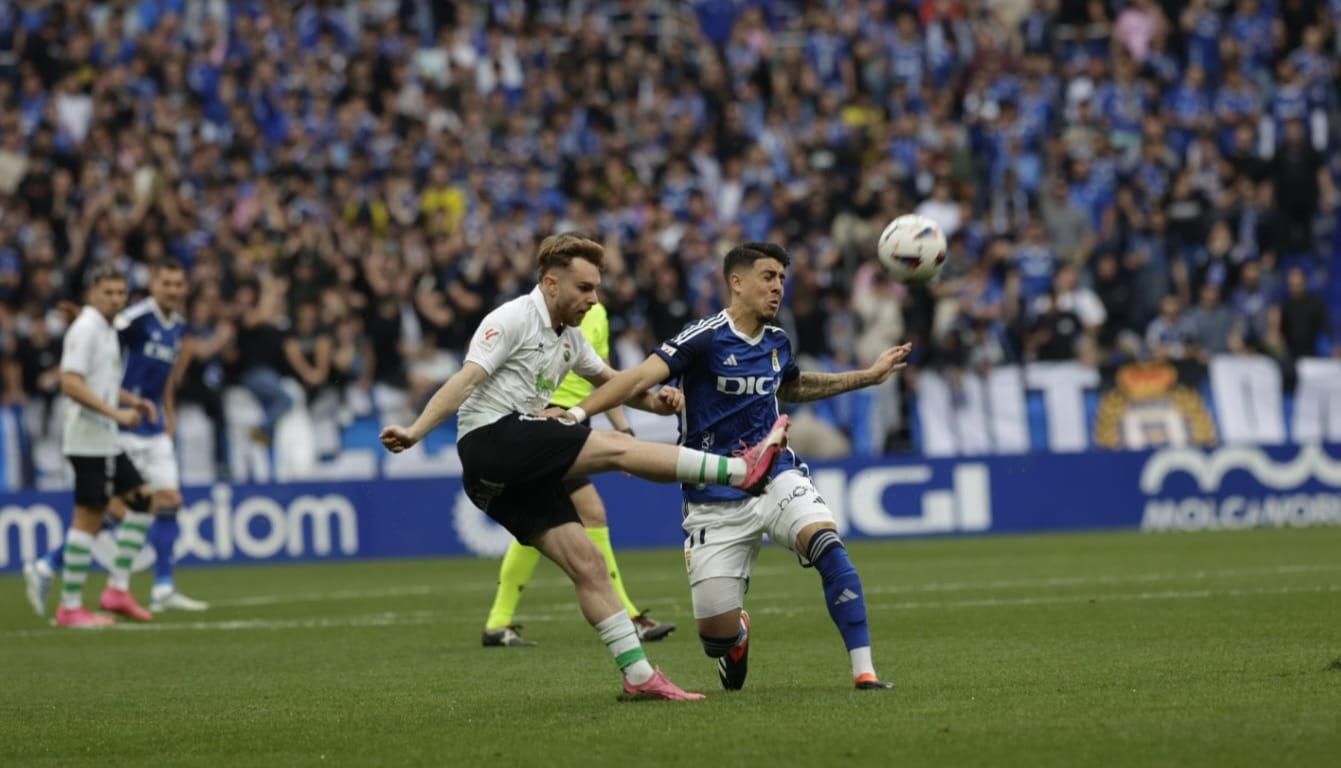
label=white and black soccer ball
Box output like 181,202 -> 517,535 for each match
876,214 -> 948,283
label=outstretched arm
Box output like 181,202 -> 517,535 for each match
597,352 -> 633,433
777,370 -> 878,402
578,362 -> 680,415
777,343 -> 912,403
381,362 -> 489,452
605,403 -> 633,433
564,354 -> 673,422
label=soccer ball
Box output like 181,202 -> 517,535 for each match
876,214 -> 947,283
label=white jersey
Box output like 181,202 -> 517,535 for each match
458,286 -> 605,439
61,306 -> 123,457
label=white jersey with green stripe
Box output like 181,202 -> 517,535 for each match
457,286 -> 605,440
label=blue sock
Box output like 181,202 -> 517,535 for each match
815,546 -> 871,651
45,544 -> 65,572
150,513 -> 180,589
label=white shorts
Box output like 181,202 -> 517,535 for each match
117,432 -> 179,492
681,470 -> 835,586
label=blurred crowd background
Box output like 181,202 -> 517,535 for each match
0,0 -> 1338,482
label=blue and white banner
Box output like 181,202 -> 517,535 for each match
914,356 -> 1341,456
5,355 -> 1341,490
3,444 -> 1339,573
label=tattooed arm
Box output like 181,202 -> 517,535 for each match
776,344 -> 913,403
777,370 -> 874,402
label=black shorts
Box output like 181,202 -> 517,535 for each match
68,453 -> 144,509
547,403 -> 593,496
457,413 -> 592,544
560,473 -> 592,495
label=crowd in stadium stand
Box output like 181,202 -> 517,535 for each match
0,0 -> 1338,466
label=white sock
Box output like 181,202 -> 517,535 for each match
60,529 -> 95,610
674,448 -> 747,486
109,512 -> 153,591
850,646 -> 875,678
595,610 -> 655,685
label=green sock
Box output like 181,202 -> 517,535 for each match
60,529 -> 95,610
109,512 -> 152,591
595,610 -> 653,685
586,526 -> 639,617
485,540 -> 542,630
674,447 -> 747,485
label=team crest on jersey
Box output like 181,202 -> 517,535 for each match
771,349 -> 780,372
562,341 -> 571,362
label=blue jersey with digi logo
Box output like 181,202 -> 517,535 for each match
654,311 -> 803,505
115,298 -> 185,437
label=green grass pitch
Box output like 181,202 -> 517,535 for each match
2,527 -> 1339,767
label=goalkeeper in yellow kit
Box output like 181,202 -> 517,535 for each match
481,302 -> 677,646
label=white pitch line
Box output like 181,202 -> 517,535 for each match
0,610 -> 443,638
5,583 -> 1337,639
738,583 -> 1341,617
211,585 -> 438,608
859,562 -> 1341,597
109,609 -> 443,632
870,583 -> 1341,612
202,564 -> 795,609
200,562 -> 1341,610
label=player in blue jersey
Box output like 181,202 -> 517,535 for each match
24,260 -> 207,617
114,260 -> 207,612
555,243 -> 911,691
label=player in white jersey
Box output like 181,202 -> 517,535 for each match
40,265 -> 160,627
380,233 -> 790,701
24,261 -> 206,615
564,242 -> 911,690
